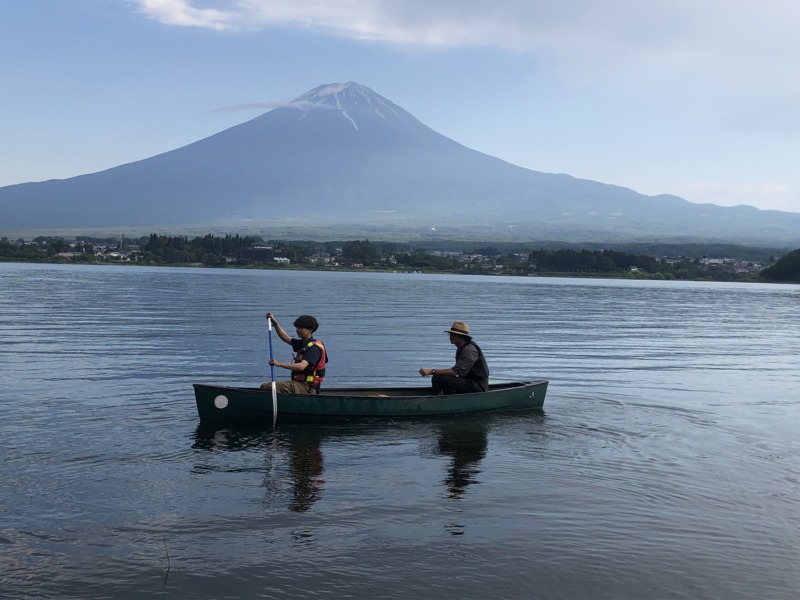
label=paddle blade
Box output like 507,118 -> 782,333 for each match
271,382 -> 278,427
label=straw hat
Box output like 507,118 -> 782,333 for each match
444,321 -> 471,338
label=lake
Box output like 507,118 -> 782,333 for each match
1,263 -> 798,599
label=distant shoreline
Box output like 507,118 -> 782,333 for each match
1,257 -> 774,284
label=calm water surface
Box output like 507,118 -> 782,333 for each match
1,263 -> 799,599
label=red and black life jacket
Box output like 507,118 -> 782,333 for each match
292,339 -> 327,387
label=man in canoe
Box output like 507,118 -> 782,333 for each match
261,312 -> 328,394
419,321 -> 489,395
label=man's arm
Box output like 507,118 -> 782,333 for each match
271,358 -> 310,372
272,343 -> 320,372
266,312 -> 292,344
452,345 -> 479,377
420,367 -> 456,377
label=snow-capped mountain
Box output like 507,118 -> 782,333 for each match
1,81 -> 799,245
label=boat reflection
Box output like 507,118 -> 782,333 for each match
192,423 -> 326,512
191,412 -> 544,513
191,423 -> 272,451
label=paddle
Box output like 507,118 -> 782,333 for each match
268,318 -> 278,426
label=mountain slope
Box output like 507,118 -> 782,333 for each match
1,81 -> 799,245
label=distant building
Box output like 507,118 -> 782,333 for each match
238,245 -> 274,261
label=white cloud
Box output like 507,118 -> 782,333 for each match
129,0 -> 238,30
127,1 -> 800,60
128,1 -> 800,137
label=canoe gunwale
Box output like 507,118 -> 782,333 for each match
196,379 -> 546,399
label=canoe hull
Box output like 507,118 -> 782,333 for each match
193,380 -> 548,423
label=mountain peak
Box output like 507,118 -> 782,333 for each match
293,81 -> 375,106
285,81 -> 429,135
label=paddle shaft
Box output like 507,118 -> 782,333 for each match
268,319 -> 277,426
268,320 -> 276,381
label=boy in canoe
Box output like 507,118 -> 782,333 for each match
261,312 -> 327,394
419,321 -> 489,394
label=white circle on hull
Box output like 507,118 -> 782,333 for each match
213,395 -> 229,409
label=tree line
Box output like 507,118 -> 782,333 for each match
759,249 -> 800,282
141,233 -> 263,265
3,233 -> 797,282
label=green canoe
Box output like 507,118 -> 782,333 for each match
193,380 -> 548,424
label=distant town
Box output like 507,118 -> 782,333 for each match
4,233 -> 796,283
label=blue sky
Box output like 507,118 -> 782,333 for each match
3,0 -> 799,213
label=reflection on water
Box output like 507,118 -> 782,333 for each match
192,417 -> 503,514
192,424 -> 271,452
192,424 -> 324,512
435,419 -> 489,500
286,429 -> 325,512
